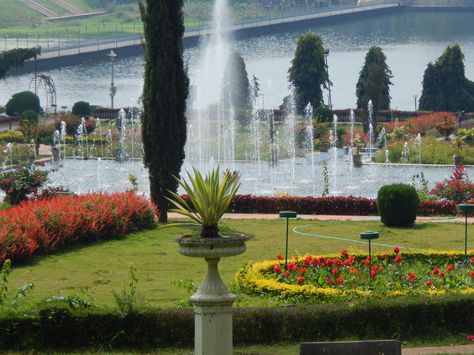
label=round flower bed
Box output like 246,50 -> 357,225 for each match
235,248 -> 474,302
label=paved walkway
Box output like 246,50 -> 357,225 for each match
403,344 -> 474,354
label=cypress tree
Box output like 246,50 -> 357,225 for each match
139,0 -> 189,222
356,46 -> 393,133
288,33 -> 329,114
222,51 -> 251,124
419,44 -> 474,112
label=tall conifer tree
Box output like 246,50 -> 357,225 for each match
356,46 -> 392,133
288,33 -> 329,114
419,44 -> 474,112
139,0 -> 188,222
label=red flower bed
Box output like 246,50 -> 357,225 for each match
228,195 -> 457,216
0,192 -> 157,263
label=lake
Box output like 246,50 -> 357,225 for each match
1,8 -> 473,111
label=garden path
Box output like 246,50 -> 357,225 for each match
403,343 -> 474,354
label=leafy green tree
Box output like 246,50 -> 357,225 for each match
72,101 -> 91,117
419,44 -> 474,112
222,51 -> 251,124
5,91 -> 40,116
288,33 -> 329,114
139,0 -> 189,223
356,46 -> 393,133
0,48 -> 40,79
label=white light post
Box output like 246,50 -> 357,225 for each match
108,50 -> 117,109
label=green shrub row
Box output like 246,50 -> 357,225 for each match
0,296 -> 472,350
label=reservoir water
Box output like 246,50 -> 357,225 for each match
0,9 -> 473,111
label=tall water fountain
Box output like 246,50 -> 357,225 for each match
186,0 -> 235,167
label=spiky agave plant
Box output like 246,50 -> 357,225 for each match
166,168 -> 240,238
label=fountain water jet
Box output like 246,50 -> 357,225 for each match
187,0 -> 235,167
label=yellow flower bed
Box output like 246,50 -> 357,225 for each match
235,251 -> 474,302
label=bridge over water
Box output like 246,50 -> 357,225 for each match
5,2 -> 401,73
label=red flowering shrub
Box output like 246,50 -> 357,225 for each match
406,112 -> 454,135
0,192 -> 157,263
431,164 -> 474,203
435,113 -> 457,139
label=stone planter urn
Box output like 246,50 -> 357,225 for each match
177,234 -> 247,355
353,153 -> 362,167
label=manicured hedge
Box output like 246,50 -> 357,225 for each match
227,195 -> 458,216
0,296 -> 472,350
230,195 -> 377,215
0,192 -> 157,264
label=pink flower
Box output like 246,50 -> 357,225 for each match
466,335 -> 474,341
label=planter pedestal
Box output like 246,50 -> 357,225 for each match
177,235 -> 247,355
353,154 -> 362,167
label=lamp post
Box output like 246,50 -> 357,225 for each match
108,50 -> 117,109
34,45 -> 41,96
413,94 -> 418,111
458,204 -> 474,258
324,48 -> 332,109
360,231 -> 379,281
279,211 -> 297,270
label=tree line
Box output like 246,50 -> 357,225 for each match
289,33 -> 474,132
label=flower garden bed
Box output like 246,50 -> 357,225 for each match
235,249 -> 474,302
0,192 -> 157,264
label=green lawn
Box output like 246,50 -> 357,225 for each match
7,218 -> 471,309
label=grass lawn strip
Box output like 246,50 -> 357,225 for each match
7,219 -> 472,309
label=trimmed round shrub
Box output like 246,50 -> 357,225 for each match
5,91 -> 40,116
377,183 -> 420,227
314,105 -> 332,123
72,101 -> 91,117
21,110 -> 39,125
